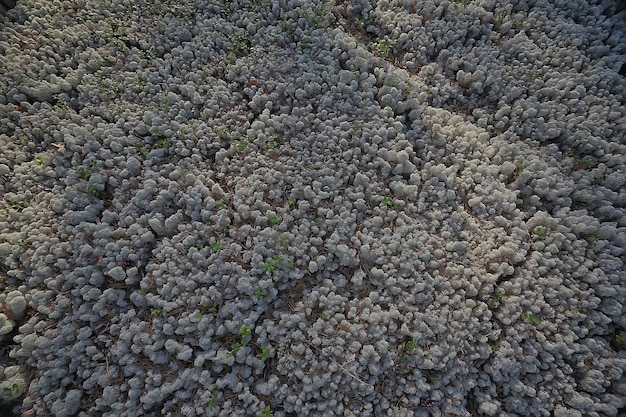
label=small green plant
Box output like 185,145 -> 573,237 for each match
286,198 -> 296,208
615,333 -> 626,348
254,287 -> 265,297
216,199 -> 226,209
196,241 -> 206,250
276,235 -> 288,246
377,39 -> 397,58
427,372 -> 442,384
34,155 -> 45,165
207,388 -> 218,411
521,313 -> 541,326
211,242 -> 223,251
227,32 -> 251,59
489,290 -> 506,310
320,312 -> 329,320
239,325 -> 252,345
269,215 -> 281,225
228,342 -> 242,356
53,94 -> 70,111
199,301 -> 218,315
260,405 -> 272,417
231,134 -> 248,151
267,255 -> 294,270
136,288 -> 147,295
85,183 -> 98,197
584,233 -> 601,245
2,383 -> 21,399
354,17 -> 367,28
155,138 -> 171,149
228,325 -> 253,356
581,155 -> 594,169
151,127 -> 166,139
259,345 -> 271,362
381,196 -> 394,207
9,199 -> 27,211
134,140 -> 149,155
404,340 -> 416,354
262,261 -> 276,274
72,165 -> 91,180
265,138 -> 278,155
489,343 -> 500,352
534,227 -> 547,238
150,307 -> 164,316
218,125 -> 230,138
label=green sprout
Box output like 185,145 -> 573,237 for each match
616,333 -> 626,348
211,242 -> 223,251
381,196 -> 394,207
150,307 -> 164,316
227,342 -> 241,357
9,199 -> 27,210
231,134 -> 248,151
404,340 -> 417,354
262,261 -> 276,274
269,215 -> 281,225
85,183 -> 98,197
218,125 -> 230,138
254,287 -> 265,297
259,345 -> 271,362
196,241 -> 206,250
207,388 -> 218,411
581,155 -> 594,169
521,313 -> 541,326
216,199 -> 226,208
265,138 -> 278,155
489,289 -> 506,310
199,301 -> 218,315
276,235 -> 288,246
151,127 -> 166,139
584,233 -> 601,245
239,325 -> 252,345
260,405 -> 272,417
286,198 -> 296,208
427,373 -> 442,384
134,140 -> 149,155
34,156 -> 45,165
155,138 -> 171,149
377,39 -> 397,58
355,17 -> 367,28
2,383 -> 21,399
72,165 -> 91,180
